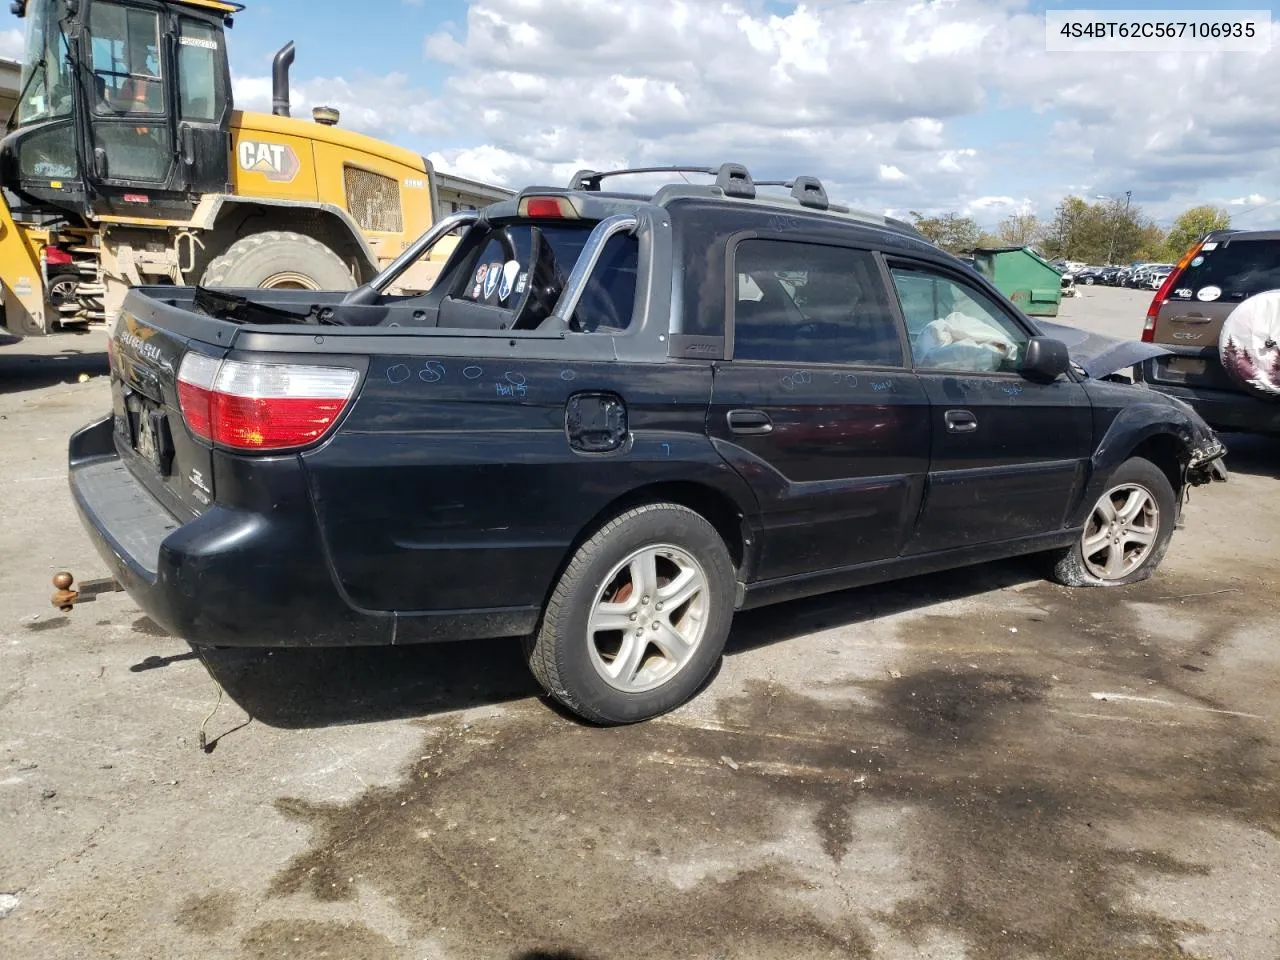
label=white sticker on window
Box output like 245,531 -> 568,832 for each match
1196,285 -> 1222,302
499,259 -> 519,301
179,36 -> 218,49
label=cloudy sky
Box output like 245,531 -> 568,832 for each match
3,0 -> 1277,228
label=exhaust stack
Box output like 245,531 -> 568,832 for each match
272,41 -> 296,117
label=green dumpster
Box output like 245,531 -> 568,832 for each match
971,246 -> 1064,317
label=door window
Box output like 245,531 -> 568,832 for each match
889,266 -> 1029,373
731,239 -> 903,366
90,5 -> 164,116
177,20 -> 223,121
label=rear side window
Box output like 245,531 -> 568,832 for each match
1171,239 -> 1280,304
456,222 -> 638,332
731,239 -> 903,366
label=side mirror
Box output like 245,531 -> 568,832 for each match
1022,336 -> 1071,383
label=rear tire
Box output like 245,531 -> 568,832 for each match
200,231 -> 354,291
1047,457 -> 1177,588
527,503 -> 736,725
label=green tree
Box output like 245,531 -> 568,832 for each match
1164,205 -> 1231,260
1134,223 -> 1168,263
1043,196 -> 1099,261
996,212 -> 1041,247
909,211 -> 980,253
1044,196 -> 1154,264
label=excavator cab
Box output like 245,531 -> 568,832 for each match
1,0 -> 236,221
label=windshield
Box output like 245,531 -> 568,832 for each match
16,0 -> 74,125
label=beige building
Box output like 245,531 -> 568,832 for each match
435,171 -> 515,217
0,57 -> 19,121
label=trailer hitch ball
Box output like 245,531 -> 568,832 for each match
52,571 -> 78,612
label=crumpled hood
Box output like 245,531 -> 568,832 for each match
1033,319 -> 1173,380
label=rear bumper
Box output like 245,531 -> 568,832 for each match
1142,369 -> 1280,436
69,416 -> 539,647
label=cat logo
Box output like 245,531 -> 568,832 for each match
236,140 -> 300,183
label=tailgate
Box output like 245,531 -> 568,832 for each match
1150,235 -> 1280,382
107,295 -> 232,517
1150,302 -> 1231,353
1149,299 -> 1234,392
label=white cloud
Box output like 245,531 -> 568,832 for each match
0,27 -> 23,60
235,0 -> 1279,217
232,72 -> 450,138
1229,193 -> 1268,206
967,196 -> 1016,210
962,195 -> 1037,217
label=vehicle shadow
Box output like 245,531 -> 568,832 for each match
195,636 -> 541,729
1219,431 -> 1280,478
0,336 -> 108,393
190,558 -> 1040,730
725,557 -> 1037,655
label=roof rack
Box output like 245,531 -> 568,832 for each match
568,163 -> 757,199
569,166 -> 714,191
567,163 -> 846,211
563,163 -> 925,239
754,176 -> 830,211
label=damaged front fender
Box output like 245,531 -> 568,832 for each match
1187,436 -> 1229,485
1071,391 -> 1228,527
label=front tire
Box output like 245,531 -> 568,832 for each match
1048,457 -> 1177,587
527,503 -> 736,724
200,231 -> 354,291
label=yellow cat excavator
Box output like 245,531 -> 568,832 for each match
1,0 -> 483,338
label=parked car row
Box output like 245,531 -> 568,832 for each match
1122,264 -> 1174,289
1050,262 -> 1174,289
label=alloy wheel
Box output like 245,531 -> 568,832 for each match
586,544 -> 710,693
1081,483 -> 1160,580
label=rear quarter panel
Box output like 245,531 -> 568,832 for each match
301,355 -> 749,615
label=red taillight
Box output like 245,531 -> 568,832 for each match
1143,241 -> 1204,342
177,353 -> 219,441
44,246 -> 73,266
518,195 -> 577,219
177,353 -> 359,451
